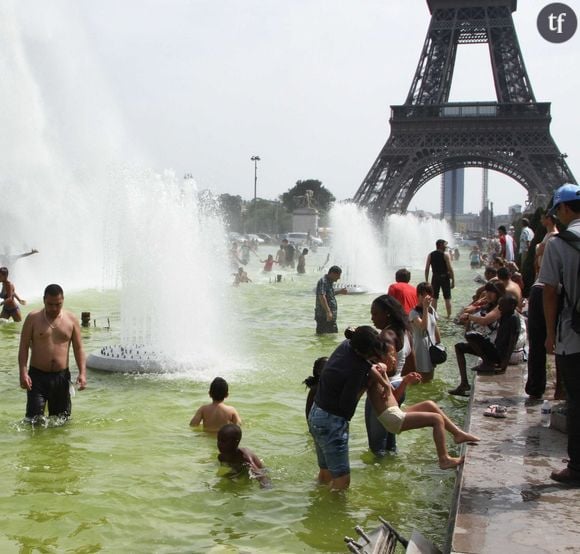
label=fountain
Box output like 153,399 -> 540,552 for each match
329,203 -> 389,293
329,204 -> 453,293
87,172 -> 232,374
382,212 -> 454,271
0,2 -> 232,375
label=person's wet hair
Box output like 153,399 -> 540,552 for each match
217,423 -> 241,445
416,282 -> 433,297
436,239 -> 447,248
372,295 -> 410,332
497,267 -> 510,280
395,268 -> 411,283
328,265 -> 342,275
303,357 -> 327,389
484,265 -> 497,278
44,284 -> 64,297
0,266 -> 8,276
345,325 -> 387,360
499,293 -> 518,313
484,281 -> 505,297
209,377 -> 229,402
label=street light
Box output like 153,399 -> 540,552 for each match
251,155 -> 261,202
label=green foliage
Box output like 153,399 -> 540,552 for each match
219,193 -> 243,231
280,179 -> 335,213
244,199 -> 290,234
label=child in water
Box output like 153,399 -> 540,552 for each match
367,338 -> 480,469
296,248 -> 308,274
303,357 -> 328,421
261,254 -> 277,272
190,377 -> 242,432
217,423 -> 271,488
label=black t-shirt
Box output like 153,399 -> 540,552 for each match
430,250 -> 448,276
494,312 -> 520,359
314,340 -> 370,420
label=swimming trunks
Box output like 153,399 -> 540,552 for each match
25,366 -> 72,419
377,406 -> 406,434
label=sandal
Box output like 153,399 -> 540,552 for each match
484,404 -> 507,418
449,385 -> 471,397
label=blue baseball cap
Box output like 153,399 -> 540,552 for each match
547,184 -> 580,216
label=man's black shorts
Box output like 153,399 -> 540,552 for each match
26,367 -> 71,418
431,273 -> 451,300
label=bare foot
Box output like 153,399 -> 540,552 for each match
454,432 -> 480,444
439,456 -> 464,469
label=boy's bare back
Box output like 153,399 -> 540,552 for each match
190,402 -> 241,432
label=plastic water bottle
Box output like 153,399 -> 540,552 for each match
541,400 -> 552,427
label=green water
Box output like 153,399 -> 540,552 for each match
0,247 -> 476,553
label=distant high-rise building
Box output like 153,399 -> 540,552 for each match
441,169 -> 464,216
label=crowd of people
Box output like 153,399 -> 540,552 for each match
307,183 -> 580,488
9,185 -> 580,492
230,237 -> 311,284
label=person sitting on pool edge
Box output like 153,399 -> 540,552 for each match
449,293 -> 521,397
367,333 -> 480,469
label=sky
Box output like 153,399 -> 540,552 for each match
12,0 -> 580,215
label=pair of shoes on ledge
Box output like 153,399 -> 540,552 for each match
550,467 -> 580,485
484,404 -> 508,418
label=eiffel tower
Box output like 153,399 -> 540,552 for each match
353,0 -> 576,219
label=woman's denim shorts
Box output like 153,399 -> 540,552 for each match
308,403 -> 350,478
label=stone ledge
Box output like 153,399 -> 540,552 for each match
447,363 -> 579,554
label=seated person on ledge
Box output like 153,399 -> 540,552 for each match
449,294 -> 520,397
367,337 -> 480,470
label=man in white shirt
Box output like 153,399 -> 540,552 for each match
539,184 -> 580,485
497,226 -> 515,262
519,217 -> 535,265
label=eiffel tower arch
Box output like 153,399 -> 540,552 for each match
353,0 -> 576,218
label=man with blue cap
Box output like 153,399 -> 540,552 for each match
539,183 -> 580,485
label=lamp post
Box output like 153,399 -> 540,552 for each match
251,155 -> 260,202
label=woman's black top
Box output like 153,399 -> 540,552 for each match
314,340 -> 370,420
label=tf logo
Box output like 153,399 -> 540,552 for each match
537,3 -> 577,43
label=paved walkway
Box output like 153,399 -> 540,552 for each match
449,363 -> 580,554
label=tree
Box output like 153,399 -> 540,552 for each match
219,193 -> 243,231
280,179 -> 335,214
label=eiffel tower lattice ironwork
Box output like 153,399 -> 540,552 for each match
353,0 -> 576,218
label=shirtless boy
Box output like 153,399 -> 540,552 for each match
190,377 -> 242,432
18,284 -> 87,420
217,423 -> 271,488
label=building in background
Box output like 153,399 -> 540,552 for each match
441,168 -> 465,217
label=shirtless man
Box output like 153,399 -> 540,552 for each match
496,267 -> 522,308
18,284 -> 87,421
